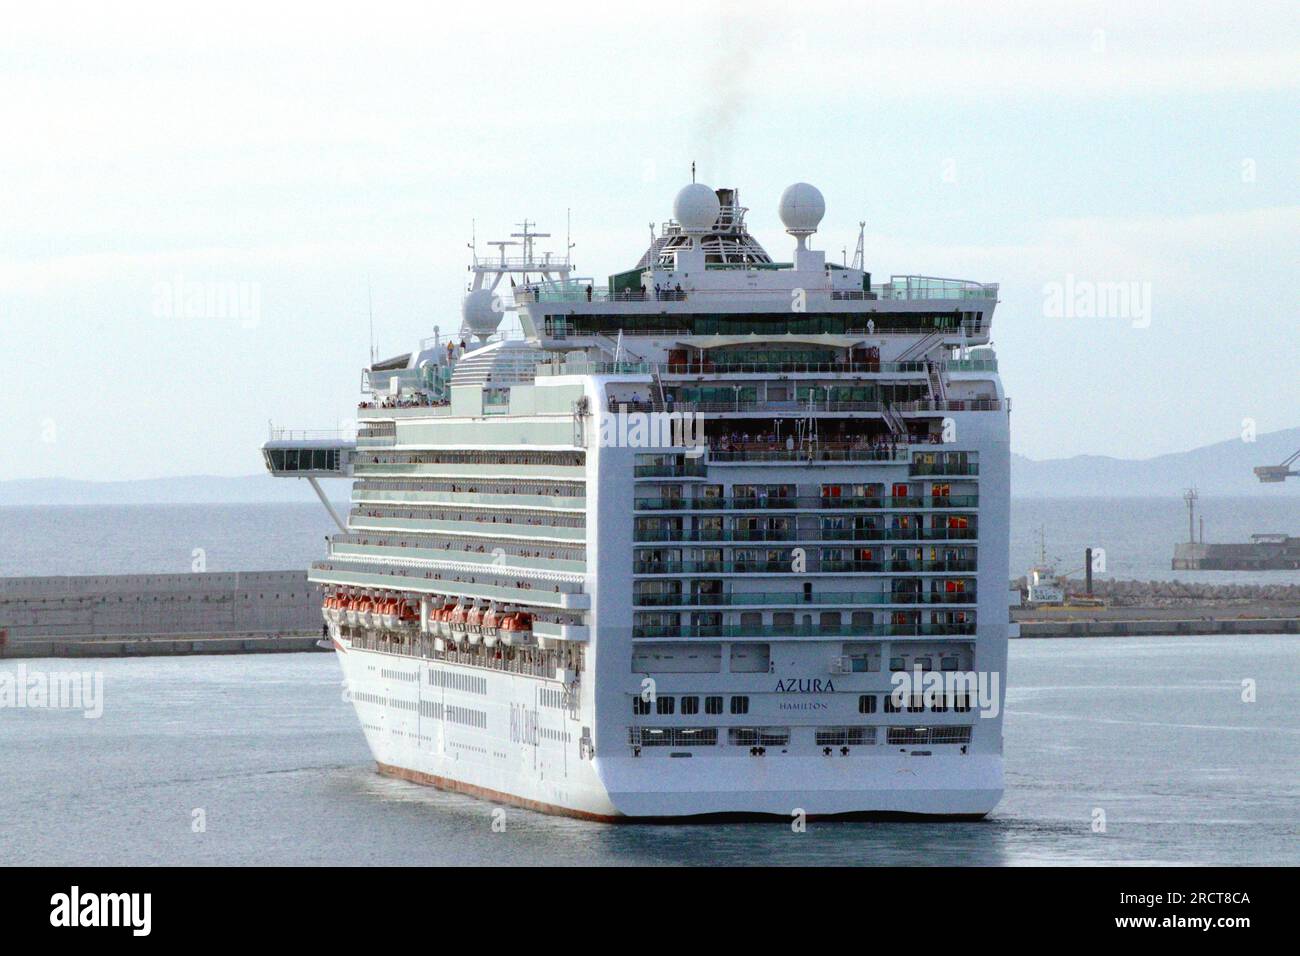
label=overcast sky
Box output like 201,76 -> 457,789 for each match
2,0 -> 1297,480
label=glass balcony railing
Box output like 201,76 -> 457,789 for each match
631,527 -> 977,544
632,622 -> 977,639
632,559 -> 977,575
633,590 -> 977,607
633,495 -> 979,510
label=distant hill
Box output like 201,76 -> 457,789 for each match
1013,427 -> 1300,497
3,427 -> 1297,504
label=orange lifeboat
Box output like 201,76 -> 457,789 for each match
399,600 -> 418,627
380,596 -> 399,629
465,603 -> 485,645
357,595 -> 375,627
482,605 -> 499,647
344,595 -> 360,626
500,610 -> 535,647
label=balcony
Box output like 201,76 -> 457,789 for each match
878,276 -> 999,301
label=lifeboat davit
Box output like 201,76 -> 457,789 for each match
328,594 -> 344,625
344,595 -> 360,626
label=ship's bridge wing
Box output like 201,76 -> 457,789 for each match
262,429 -> 356,478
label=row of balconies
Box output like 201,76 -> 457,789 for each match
632,590 -> 976,608
631,527 -> 976,544
631,622 -> 976,639
632,559 -> 978,575
633,494 -> 977,511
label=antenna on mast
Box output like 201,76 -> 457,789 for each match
367,276 -> 376,365
851,220 -> 866,271
691,161 -> 696,184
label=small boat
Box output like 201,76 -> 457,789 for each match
398,600 -> 419,628
465,603 -> 484,645
448,602 -> 468,639
356,596 -> 374,628
500,611 -> 535,647
380,597 -> 398,629
436,602 -> 457,637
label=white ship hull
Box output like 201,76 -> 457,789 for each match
338,638 -> 1002,820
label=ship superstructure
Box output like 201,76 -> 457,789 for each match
265,181 -> 1010,819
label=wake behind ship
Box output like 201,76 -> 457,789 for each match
264,181 -> 1011,820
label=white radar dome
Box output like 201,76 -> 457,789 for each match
778,182 -> 826,235
673,183 -> 721,235
461,288 -> 503,339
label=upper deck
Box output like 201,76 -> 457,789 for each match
510,184 -> 998,358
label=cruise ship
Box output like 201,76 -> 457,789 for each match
264,181 -> 1010,820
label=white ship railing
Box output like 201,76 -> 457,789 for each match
267,427 -> 355,442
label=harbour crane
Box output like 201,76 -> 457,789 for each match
1255,447 -> 1300,483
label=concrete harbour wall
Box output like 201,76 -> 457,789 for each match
0,570 -> 323,657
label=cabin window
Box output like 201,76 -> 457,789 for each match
705,696 -> 723,715
656,696 -> 675,715
680,696 -> 699,715
858,694 -> 877,714
730,695 -> 750,715
632,697 -> 651,715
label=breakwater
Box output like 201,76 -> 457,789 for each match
0,570 -> 323,658
1013,578 -> 1300,637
